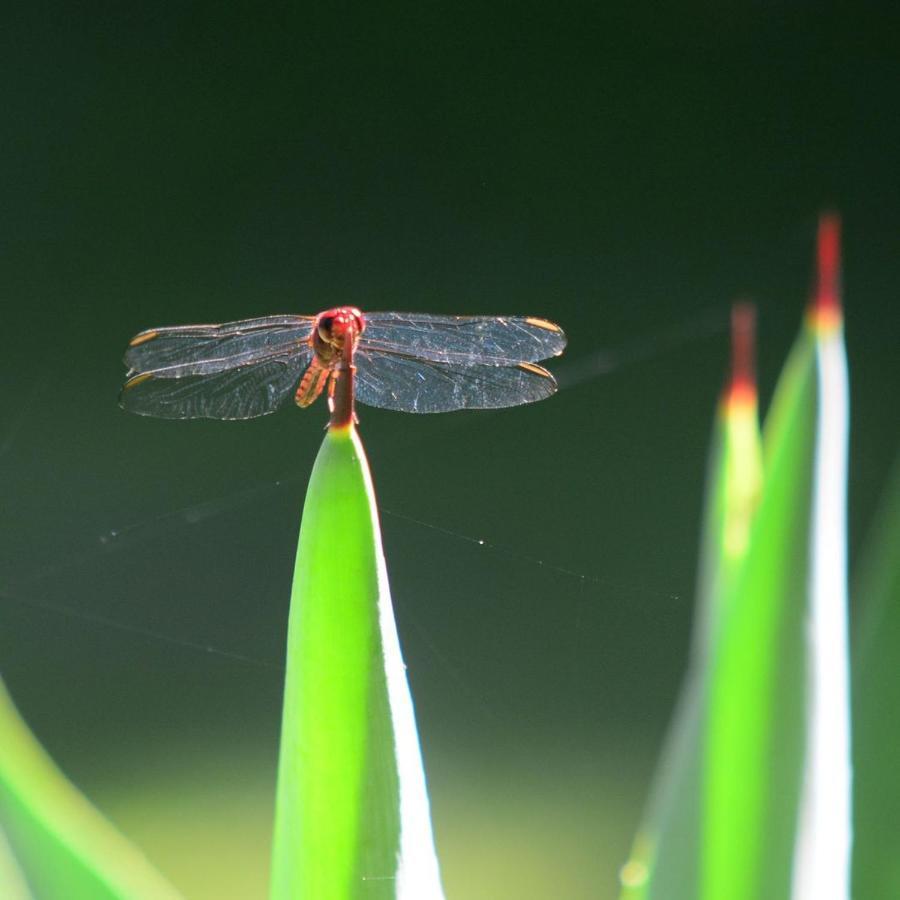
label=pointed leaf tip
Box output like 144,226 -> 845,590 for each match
727,301 -> 756,408
811,212 -> 842,330
270,427 -> 444,899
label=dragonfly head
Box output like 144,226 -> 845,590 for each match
316,306 -> 365,347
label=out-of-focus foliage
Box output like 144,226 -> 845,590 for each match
852,454 -> 900,900
0,678 -> 181,900
622,215 -> 853,900
620,303 -> 763,900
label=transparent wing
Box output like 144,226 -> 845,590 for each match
124,315 -> 314,377
360,312 -> 566,366
354,351 -> 557,413
120,350 -> 311,420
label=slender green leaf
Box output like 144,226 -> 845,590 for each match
701,318 -> 816,900
788,215 -> 852,900
852,452 -> 900,900
0,824 -> 33,900
622,214 -> 852,900
704,213 -> 851,900
0,678 -> 181,899
270,424 -> 444,900
620,304 -> 763,900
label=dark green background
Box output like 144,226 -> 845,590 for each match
1,4 -> 897,897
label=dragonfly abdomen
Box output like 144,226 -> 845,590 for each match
295,358 -> 330,408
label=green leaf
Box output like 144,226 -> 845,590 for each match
270,424 -> 444,900
620,304 -> 763,900
700,322 -> 817,900
0,678 -> 182,899
0,824 -> 33,900
622,214 -> 853,900
852,453 -> 900,900
704,214 -> 851,900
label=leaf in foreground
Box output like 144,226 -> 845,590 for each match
270,423 -> 444,900
0,677 -> 181,899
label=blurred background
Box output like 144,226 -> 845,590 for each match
1,4 -> 896,898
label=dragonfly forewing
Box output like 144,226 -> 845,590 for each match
360,312 -> 566,366
124,315 -> 314,377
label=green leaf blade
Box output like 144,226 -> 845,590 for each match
701,214 -> 853,900
790,311 -> 852,900
852,453 -> 900,900
0,679 -> 182,900
270,425 -> 443,900
702,328 -> 817,900
621,303 -> 763,900
625,215 -> 853,900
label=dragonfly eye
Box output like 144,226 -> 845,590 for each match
317,315 -> 335,341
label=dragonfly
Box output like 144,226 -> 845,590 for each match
120,307 -> 566,420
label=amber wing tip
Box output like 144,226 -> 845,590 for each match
128,330 -> 159,347
517,361 -> 553,377
525,316 -> 563,333
524,317 -> 567,355
124,372 -> 154,390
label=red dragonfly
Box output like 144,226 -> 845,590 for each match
120,307 -> 566,420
